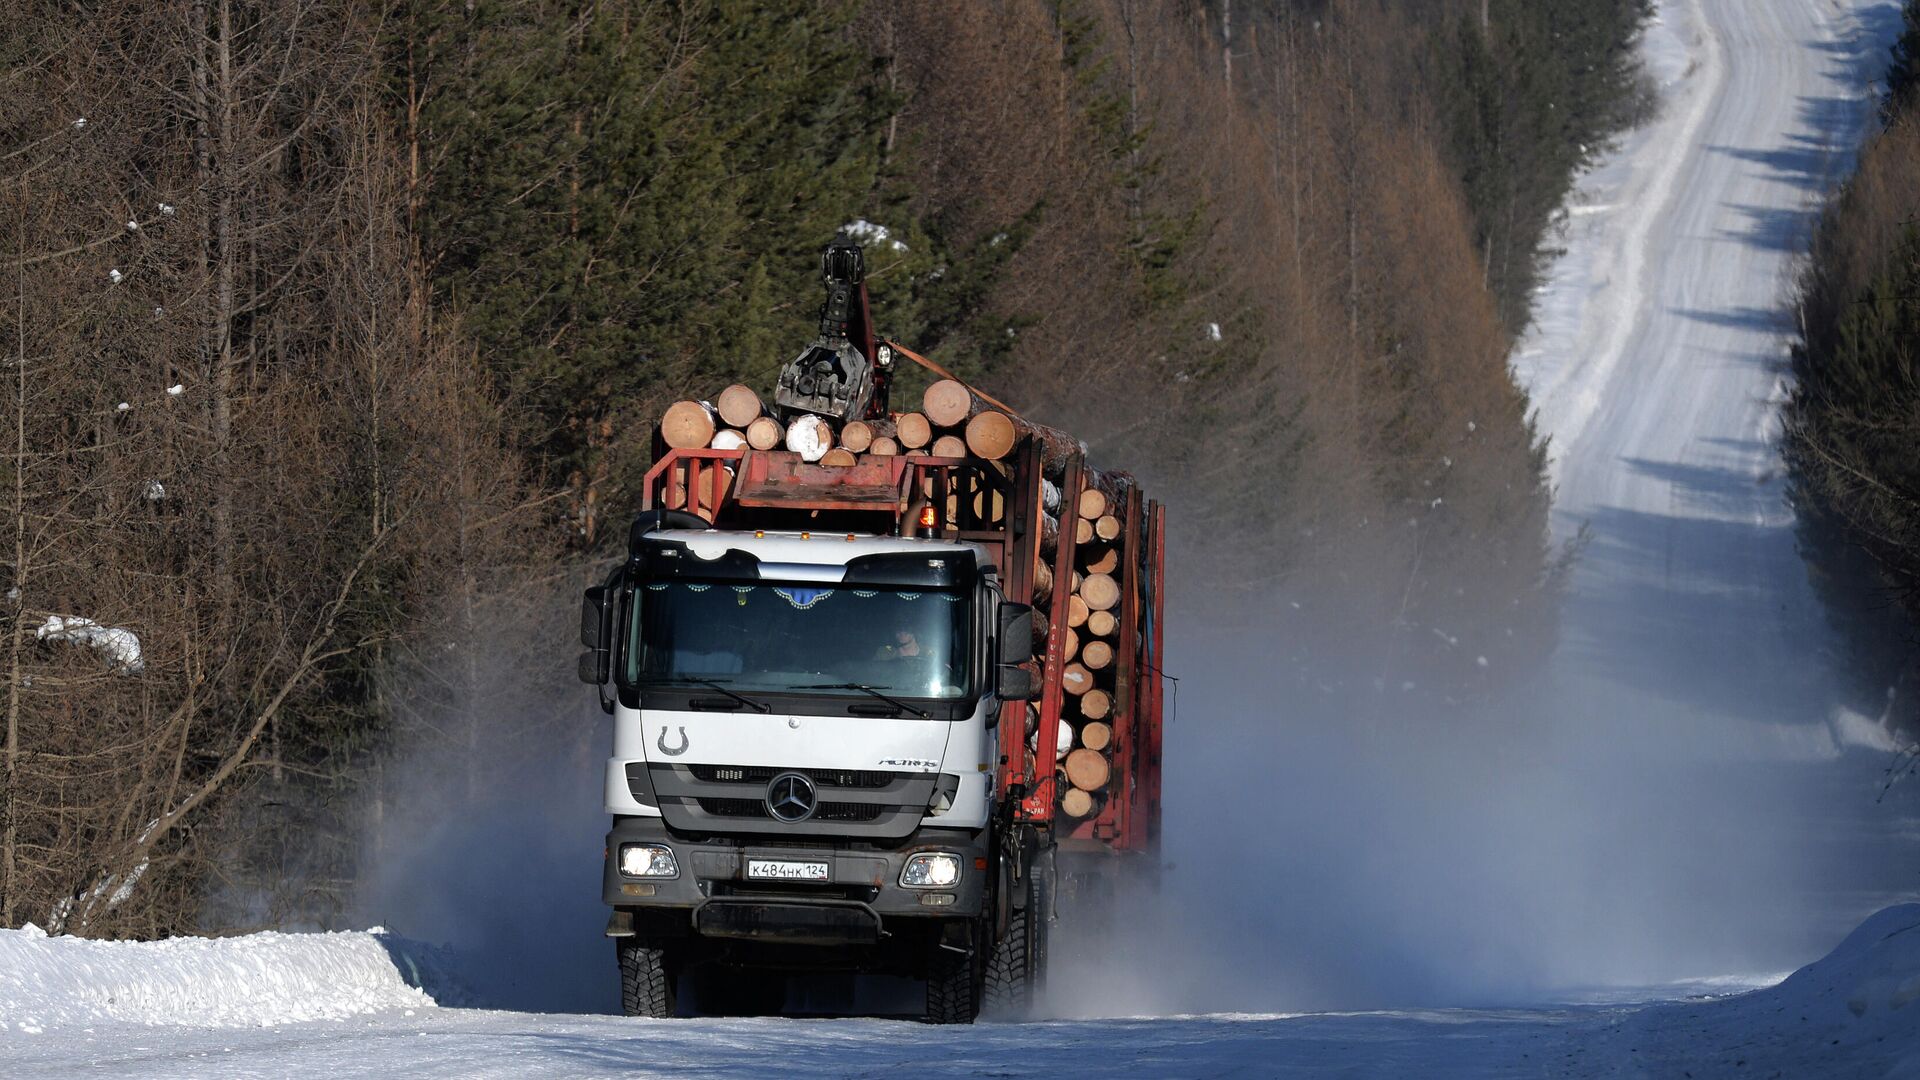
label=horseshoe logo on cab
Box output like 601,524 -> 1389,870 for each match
656,726 -> 689,756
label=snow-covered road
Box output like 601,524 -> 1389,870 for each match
6,906 -> 1920,1077
1502,0 -> 1920,983
1519,0 -> 1894,756
6,0 -> 1919,1075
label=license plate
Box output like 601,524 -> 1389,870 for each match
746,859 -> 830,881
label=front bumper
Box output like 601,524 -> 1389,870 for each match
603,817 -> 988,943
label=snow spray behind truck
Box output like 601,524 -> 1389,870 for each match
577,236 -> 1166,1022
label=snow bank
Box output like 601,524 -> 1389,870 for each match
0,925 -> 438,1033
35,615 -> 144,674
840,218 -> 908,252
1613,904 -> 1920,1077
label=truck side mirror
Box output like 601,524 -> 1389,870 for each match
995,602 -> 1040,701
997,602 -> 1035,667
578,586 -> 611,686
581,586 -> 607,648
577,650 -> 607,685
995,664 -> 1039,702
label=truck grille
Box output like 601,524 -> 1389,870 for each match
687,765 -> 900,789
695,797 -> 886,823
645,763 -> 943,840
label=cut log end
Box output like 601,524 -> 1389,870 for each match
1061,787 -> 1095,818
970,488 -> 1007,523
840,420 -> 874,453
1094,514 -> 1121,541
896,412 -> 932,449
1079,572 -> 1119,611
1080,688 -> 1111,720
1067,594 -> 1089,629
868,435 -> 900,456
1064,747 -> 1110,791
785,414 -> 834,462
1087,609 -> 1118,638
965,410 -> 1018,460
1061,663 -> 1092,696
819,448 -> 857,467
745,416 -> 785,451
1081,639 -> 1114,670
1078,487 -> 1107,520
930,434 -> 967,459
716,384 -> 763,429
661,400 -> 716,450
923,379 -> 973,428
1080,721 -> 1112,752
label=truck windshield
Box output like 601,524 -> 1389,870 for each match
626,579 -> 970,701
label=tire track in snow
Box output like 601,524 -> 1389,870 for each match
1515,0 -> 1724,487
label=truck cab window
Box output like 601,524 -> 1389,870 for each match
626,579 -> 970,702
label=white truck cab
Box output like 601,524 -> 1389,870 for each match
579,513 -> 1038,1021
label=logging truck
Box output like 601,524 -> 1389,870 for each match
576,237 -> 1165,1022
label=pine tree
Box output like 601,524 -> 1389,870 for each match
1888,0 -> 1920,119
400,0 -> 915,541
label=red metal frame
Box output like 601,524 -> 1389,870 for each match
1131,502 -> 1166,853
642,447 -> 1010,532
1019,458 -> 1084,820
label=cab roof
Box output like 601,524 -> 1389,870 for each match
636,529 -> 989,586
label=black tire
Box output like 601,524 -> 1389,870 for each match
984,860 -> 1050,1016
617,937 -> 677,1018
982,904 -> 1030,1014
925,930 -> 984,1024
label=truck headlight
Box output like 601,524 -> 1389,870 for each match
618,843 -> 679,878
900,852 -> 961,888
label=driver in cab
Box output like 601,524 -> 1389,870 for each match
875,629 -> 922,661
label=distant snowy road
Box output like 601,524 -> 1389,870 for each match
1518,0 -> 1892,754
1502,0 -> 1920,984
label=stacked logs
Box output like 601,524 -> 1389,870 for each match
660,380 -> 1082,467
656,379 -> 1088,526
1053,478 -> 1130,822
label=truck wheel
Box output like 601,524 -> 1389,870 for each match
984,862 -> 1049,1015
982,903 -> 1030,1014
616,937 -> 678,1018
925,933 -> 984,1024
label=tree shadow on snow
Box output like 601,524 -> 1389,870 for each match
1557,495 -> 1830,729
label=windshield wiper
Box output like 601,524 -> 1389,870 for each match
684,678 -> 772,713
792,682 -> 931,719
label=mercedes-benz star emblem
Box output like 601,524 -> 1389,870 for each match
765,772 -> 818,823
